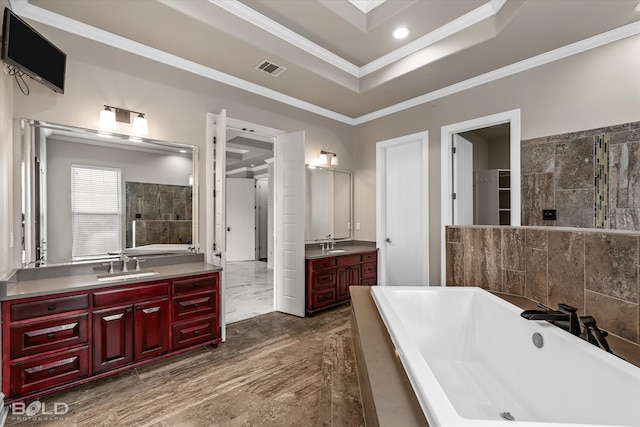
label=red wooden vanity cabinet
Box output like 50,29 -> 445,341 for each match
2,271 -> 221,402
305,250 -> 377,315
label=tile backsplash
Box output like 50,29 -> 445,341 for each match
446,225 -> 640,344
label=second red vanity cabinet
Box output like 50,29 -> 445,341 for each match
306,250 -> 378,315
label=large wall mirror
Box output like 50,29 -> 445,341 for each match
305,166 -> 352,243
21,119 -> 199,266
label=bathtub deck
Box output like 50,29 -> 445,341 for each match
351,287 -> 640,427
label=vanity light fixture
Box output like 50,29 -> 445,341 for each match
99,105 -> 148,135
318,150 -> 339,167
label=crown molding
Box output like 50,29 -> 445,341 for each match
12,1 -> 640,127
210,0 -> 360,77
14,1 -> 356,125
353,20 -> 640,125
360,0 -> 506,76
211,0 -> 506,80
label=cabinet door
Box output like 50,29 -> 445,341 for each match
134,298 -> 170,361
92,305 -> 134,374
336,266 -> 361,301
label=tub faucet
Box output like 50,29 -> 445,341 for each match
522,303 -> 616,355
521,303 -> 581,336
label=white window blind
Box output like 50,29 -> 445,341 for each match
71,165 -> 123,258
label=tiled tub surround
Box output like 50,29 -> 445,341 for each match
446,226 -> 640,345
125,182 -> 193,247
521,120 -> 640,229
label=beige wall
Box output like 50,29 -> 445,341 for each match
8,24 -> 354,269
353,34 -> 640,284
0,45 -> 13,278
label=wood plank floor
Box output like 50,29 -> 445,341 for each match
6,304 -> 363,426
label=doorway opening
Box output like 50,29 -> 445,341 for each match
440,109 -> 521,285
223,122 -> 277,324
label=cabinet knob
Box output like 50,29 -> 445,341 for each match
47,304 -> 56,311
193,330 -> 200,335
193,304 -> 199,308
47,332 -> 56,339
48,368 -> 57,375
193,282 -> 200,288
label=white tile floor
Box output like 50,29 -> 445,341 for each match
224,260 -> 274,324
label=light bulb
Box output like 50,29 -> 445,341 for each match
132,114 -> 148,135
99,107 -> 116,130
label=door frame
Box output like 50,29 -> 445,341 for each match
440,109 -> 521,286
206,113 -> 285,338
376,131 -> 429,286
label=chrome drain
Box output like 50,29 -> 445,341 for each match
500,412 -> 515,421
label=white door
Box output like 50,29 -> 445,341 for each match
376,132 -> 429,286
209,109 -> 227,340
452,134 -> 474,225
274,131 -> 305,316
226,178 -> 256,261
255,178 -> 269,260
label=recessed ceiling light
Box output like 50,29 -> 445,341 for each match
393,26 -> 410,40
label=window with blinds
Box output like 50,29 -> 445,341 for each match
71,165 -> 123,258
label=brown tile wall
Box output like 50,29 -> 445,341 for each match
521,121 -> 640,229
446,225 -> 640,345
125,181 -> 193,247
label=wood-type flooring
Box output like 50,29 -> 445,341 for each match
5,304 -> 363,426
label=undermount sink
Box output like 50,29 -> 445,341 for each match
96,269 -> 159,282
326,249 -> 346,253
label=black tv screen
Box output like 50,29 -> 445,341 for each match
1,8 -> 66,93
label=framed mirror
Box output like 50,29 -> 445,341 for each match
21,119 -> 199,266
305,166 -> 352,243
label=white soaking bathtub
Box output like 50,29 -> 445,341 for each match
371,286 -> 640,427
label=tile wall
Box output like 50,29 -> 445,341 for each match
446,225 -> 640,344
521,121 -> 640,229
125,182 -> 192,247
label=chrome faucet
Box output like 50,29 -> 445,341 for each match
326,234 -> 335,250
120,253 -> 129,272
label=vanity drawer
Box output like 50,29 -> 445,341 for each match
336,254 -> 361,267
172,317 -> 218,350
93,282 -> 169,307
11,313 -> 89,359
362,262 -> 377,279
361,252 -> 377,262
311,258 -> 335,270
172,275 -> 218,295
311,289 -> 336,308
311,270 -> 336,289
11,294 -> 89,321
172,291 -> 217,322
10,346 -> 89,396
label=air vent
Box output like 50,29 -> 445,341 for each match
255,60 -> 287,77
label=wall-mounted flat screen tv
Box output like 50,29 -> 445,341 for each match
1,8 -> 66,93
